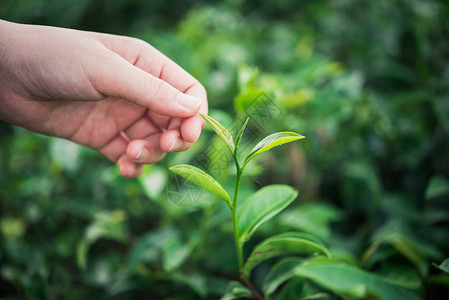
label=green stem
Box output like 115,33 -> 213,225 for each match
231,154 -> 244,274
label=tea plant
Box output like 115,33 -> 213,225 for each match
169,114 -> 422,300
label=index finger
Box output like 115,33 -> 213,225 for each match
106,36 -> 208,143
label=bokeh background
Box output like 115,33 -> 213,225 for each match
1,0 -> 449,299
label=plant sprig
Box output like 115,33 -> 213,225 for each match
170,114 -> 324,295
169,113 -> 422,300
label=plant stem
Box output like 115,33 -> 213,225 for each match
231,154 -> 244,274
245,280 -> 264,300
232,154 -> 262,300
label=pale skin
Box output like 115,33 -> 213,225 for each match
0,20 -> 208,178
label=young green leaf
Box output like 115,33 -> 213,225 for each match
238,185 -> 298,243
169,164 -> 231,206
199,113 -> 235,152
263,257 -> 304,298
234,117 -> 249,152
294,261 -> 421,300
243,232 -> 329,279
243,132 -> 305,168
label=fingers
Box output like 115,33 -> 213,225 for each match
180,115 -> 204,143
126,137 -> 166,164
120,136 -> 167,178
118,155 -> 145,178
100,36 -> 209,143
180,83 -> 208,143
89,51 -> 202,118
90,35 -> 211,178
160,129 -> 192,153
99,130 -> 166,178
133,42 -> 209,143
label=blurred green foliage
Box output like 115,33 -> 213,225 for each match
1,0 -> 449,299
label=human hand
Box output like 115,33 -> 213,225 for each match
0,20 -> 207,178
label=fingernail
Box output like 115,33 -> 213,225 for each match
177,94 -> 201,110
168,137 -> 183,152
135,147 -> 149,161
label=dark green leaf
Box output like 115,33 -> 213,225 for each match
243,232 -> 329,279
425,175 -> 449,200
294,261 -> 421,300
162,236 -> 192,272
263,257 -> 303,297
277,277 -> 306,300
279,203 -> 342,240
433,258 -> 449,275
221,281 -> 252,300
77,211 -> 127,269
126,228 -> 177,272
376,264 -> 422,289
174,272 -> 207,297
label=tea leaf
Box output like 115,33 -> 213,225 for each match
263,257 -> 304,298
278,203 -> 343,240
169,164 -> 231,206
433,258 -> 449,275
376,264 -> 422,289
238,185 -> 297,243
425,175 -> 449,200
294,261 -> 421,300
243,132 -> 304,167
77,211 -> 128,269
221,281 -> 252,300
234,117 -> 249,152
243,232 -> 329,279
126,228 -> 177,272
163,235 -> 192,272
277,277 -> 308,300
200,113 -> 235,152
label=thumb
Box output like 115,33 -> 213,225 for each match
92,52 -> 202,118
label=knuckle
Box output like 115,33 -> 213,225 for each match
147,76 -> 178,102
192,80 -> 207,100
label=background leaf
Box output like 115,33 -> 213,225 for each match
162,235 -> 192,273
278,203 -> 342,240
433,258 -> 449,275
294,261 -> 421,300
425,176 -> 449,200
262,257 -> 303,298
220,281 -> 252,300
77,211 -> 128,269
